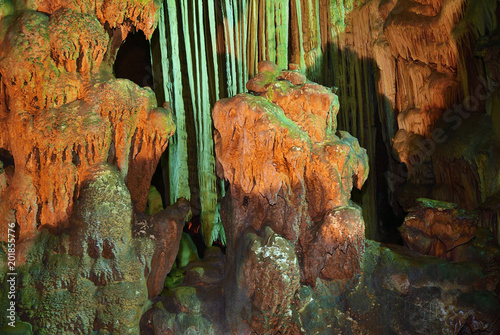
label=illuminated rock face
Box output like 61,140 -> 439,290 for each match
213,62 -> 369,332
0,1 -> 172,241
10,164 -> 189,333
0,0 -> 185,333
371,0 -> 500,217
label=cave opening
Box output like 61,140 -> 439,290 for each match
113,29 -> 167,206
114,30 -> 153,89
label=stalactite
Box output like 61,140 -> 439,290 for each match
159,2 -> 190,202
222,0 -> 238,97
290,0 -> 306,71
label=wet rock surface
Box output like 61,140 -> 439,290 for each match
142,63 -> 369,334
214,63 -> 369,289
1,0 -> 499,332
0,164 -> 190,334
0,1 -> 174,241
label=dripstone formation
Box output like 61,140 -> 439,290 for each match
0,1 -> 190,333
141,63 -> 368,334
142,64 -> 499,334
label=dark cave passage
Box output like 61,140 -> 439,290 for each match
114,29 -> 168,209
114,30 -> 153,89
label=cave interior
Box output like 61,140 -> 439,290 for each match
0,0 -> 499,334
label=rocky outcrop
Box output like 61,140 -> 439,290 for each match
0,164 -> 189,334
371,0 -> 500,219
226,227 -> 302,333
212,62 -> 368,332
303,206 -> 365,284
144,237 -> 500,335
0,0 -> 182,333
399,198 -> 478,258
302,240 -> 500,334
14,164 -> 154,334
149,0 -> 499,240
134,198 -> 191,299
15,0 -> 161,38
0,1 -> 173,242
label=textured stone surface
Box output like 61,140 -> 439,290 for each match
1,0 -> 499,333
399,198 -> 479,258
139,56 -> 500,333
135,199 -> 191,299
0,0 -> 179,333
141,238 -> 500,335
370,0 -> 500,219
10,164 -> 155,334
211,63 -> 368,333
20,0 -> 161,39
0,165 -> 190,333
141,248 -> 225,335
228,228 -> 301,333
300,240 -> 500,335
214,64 -> 368,287
303,206 -> 365,286
0,0 -> 174,242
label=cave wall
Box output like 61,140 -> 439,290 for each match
0,0 -> 176,241
0,1 -> 194,332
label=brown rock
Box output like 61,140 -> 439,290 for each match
258,60 -> 279,73
0,12 -> 176,304
302,206 -> 365,286
214,63 -> 368,288
145,198 -> 191,299
0,7 -> 175,240
399,198 -> 478,258
245,71 -> 276,93
134,198 -> 191,299
25,0 -> 161,39
278,70 -> 307,86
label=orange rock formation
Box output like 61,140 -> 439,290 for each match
214,62 -> 369,290
0,0 -> 173,242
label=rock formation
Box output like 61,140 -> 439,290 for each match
214,62 -> 368,288
399,198 -> 478,258
0,0 -> 189,333
14,164 -> 154,334
139,57 -> 499,334
0,0 -> 173,242
151,0 -> 500,241
0,163 -> 190,334
140,63 -> 370,334
367,0 -> 500,223
1,0 -> 499,334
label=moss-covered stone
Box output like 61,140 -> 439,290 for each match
176,232 -> 199,268
1,164 -> 156,334
146,185 -> 163,215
